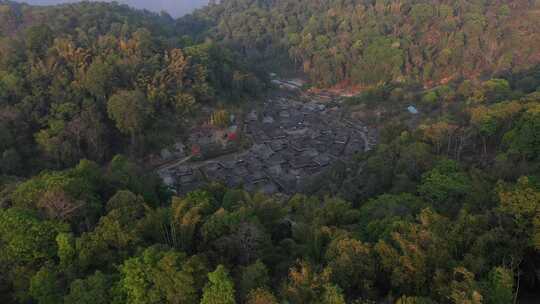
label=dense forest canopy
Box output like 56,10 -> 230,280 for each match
184,0 -> 540,87
0,0 -> 262,174
1,1 -> 540,304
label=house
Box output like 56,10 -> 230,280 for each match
344,139 -> 364,156
313,154 -> 331,167
274,173 -> 298,194
180,174 -> 196,184
220,160 -> 236,170
233,165 -> 249,177
266,164 -> 283,177
226,175 -> 244,188
329,142 -> 346,157
263,115 -> 275,124
175,166 -> 193,177
252,144 -> 274,160
244,172 -> 267,185
269,139 -> 288,152
290,155 -> 314,169
247,110 -> 258,121
300,148 -> 319,159
267,128 -> 287,140
267,153 -> 286,166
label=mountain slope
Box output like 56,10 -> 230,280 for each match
187,0 -> 540,87
0,0 -> 261,174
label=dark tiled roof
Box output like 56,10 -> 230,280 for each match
233,165 -> 249,176
226,175 -> 244,188
180,174 -> 197,184
344,140 -> 364,156
267,153 -> 287,166
169,96 -> 374,196
329,143 -> 346,157
269,139 -> 288,152
301,148 -> 319,158
313,153 -> 331,166
266,164 -> 283,177
252,144 -> 274,160
176,166 -> 193,176
220,160 -> 236,170
244,171 -> 267,184
202,162 -> 220,172
290,156 -> 315,169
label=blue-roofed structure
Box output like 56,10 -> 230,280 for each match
407,105 -> 419,114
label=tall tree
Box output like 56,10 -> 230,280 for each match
107,90 -> 151,155
201,265 -> 236,304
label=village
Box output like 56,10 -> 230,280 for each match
156,86 -> 377,195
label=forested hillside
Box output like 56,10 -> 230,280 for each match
185,0 -> 540,87
1,1 -> 540,304
0,0 -> 261,175
2,79 -> 540,303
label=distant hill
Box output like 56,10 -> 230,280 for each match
186,0 -> 540,88
9,0 -> 209,17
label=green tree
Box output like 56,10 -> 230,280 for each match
29,265 -> 62,304
497,176 -> 540,255
56,232 -> 76,272
422,91 -> 438,104
106,155 -> 165,204
505,106 -> 540,160
375,209 -> 451,297
0,208 -> 67,266
64,271 -> 113,304
325,237 -> 375,297
201,265 -> 236,304
0,148 -> 21,174
283,261 -> 331,304
83,58 -> 117,99
411,4 -> 434,24
449,267 -> 483,304
358,193 -> 425,242
238,260 -> 270,301
245,288 -> 278,304
482,267 -> 513,304
119,246 -> 199,304
357,37 -> 404,84
320,284 -> 346,304
418,160 -> 471,214
0,208 -> 67,301
24,25 -> 53,56
482,79 -> 511,103
107,90 -> 151,154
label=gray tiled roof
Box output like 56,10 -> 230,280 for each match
165,95 -> 376,196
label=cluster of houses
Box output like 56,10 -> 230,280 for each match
158,96 -> 376,195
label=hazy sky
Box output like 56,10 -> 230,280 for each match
13,0 -> 209,17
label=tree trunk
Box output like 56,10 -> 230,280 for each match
483,136 -> 488,161
130,131 -> 136,157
